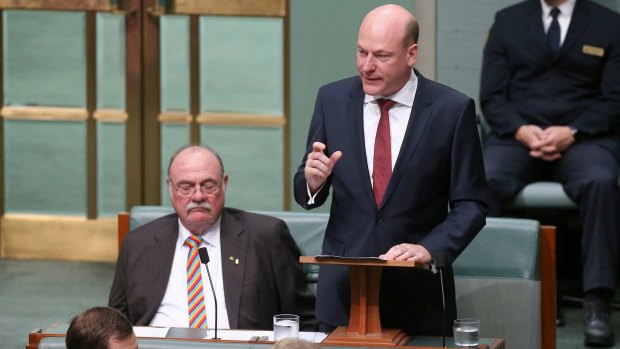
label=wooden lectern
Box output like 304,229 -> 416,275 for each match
300,256 -> 422,346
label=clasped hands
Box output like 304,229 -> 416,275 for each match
515,125 -> 575,161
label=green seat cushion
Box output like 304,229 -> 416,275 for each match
453,217 -> 540,280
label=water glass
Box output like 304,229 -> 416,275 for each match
453,318 -> 480,347
273,314 -> 299,341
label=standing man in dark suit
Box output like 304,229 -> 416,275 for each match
480,0 -> 620,346
294,4 -> 487,335
109,145 -> 317,330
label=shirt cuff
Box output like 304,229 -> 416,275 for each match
428,258 -> 438,274
306,182 -> 325,205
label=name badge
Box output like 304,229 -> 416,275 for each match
582,44 -> 605,57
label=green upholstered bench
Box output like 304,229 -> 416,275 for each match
453,218 -> 554,349
507,182 -> 576,209
116,207 -> 554,349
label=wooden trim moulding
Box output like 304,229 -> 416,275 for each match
0,0 -> 115,11
0,214 -> 117,261
124,0 -> 144,210
86,11 -> 97,220
94,109 -> 129,122
189,15 -> 200,144
170,0 -> 285,17
142,0 -> 163,205
282,0 -> 290,210
1,106 -> 88,121
0,10 -> 4,217
158,111 -> 192,124
197,113 -> 285,127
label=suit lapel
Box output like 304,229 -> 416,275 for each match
556,0 -> 588,58
380,70 -> 433,210
146,215 -> 178,322
346,80 -> 376,207
525,0 -> 552,55
219,209 -> 247,329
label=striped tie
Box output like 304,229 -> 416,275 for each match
185,235 -> 207,328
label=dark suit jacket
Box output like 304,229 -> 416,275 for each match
480,0 -> 620,158
293,69 -> 487,334
109,208 -> 317,330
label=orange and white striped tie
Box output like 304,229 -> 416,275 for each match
185,235 -> 207,328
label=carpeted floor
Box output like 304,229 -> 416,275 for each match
0,259 -> 115,349
1,258 -> 619,349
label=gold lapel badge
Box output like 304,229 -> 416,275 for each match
582,45 -> 604,57
229,256 -> 239,265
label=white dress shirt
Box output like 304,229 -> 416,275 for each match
363,72 -> 418,186
149,217 -> 230,329
540,0 -> 576,46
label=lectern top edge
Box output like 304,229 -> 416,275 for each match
299,255 -> 421,268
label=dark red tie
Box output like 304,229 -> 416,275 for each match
373,99 -> 396,207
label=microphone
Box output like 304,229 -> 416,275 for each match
433,253 -> 448,348
198,247 -> 219,340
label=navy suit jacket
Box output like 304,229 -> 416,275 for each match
480,0 -> 620,158
109,208 -> 317,330
293,70 -> 487,334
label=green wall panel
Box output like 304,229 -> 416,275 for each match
161,16 -> 190,112
160,124 -> 191,205
97,122 -> 126,216
4,120 -> 86,215
288,0 -> 413,211
200,17 -> 283,115
436,0 -> 517,116
97,13 -> 125,110
200,126 -> 283,211
3,10 -> 85,107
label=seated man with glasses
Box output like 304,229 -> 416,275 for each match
109,145 -> 317,331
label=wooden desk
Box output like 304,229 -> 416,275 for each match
27,324 -> 504,349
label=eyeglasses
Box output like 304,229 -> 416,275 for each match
169,180 -> 222,197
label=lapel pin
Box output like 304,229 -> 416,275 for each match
229,256 -> 240,265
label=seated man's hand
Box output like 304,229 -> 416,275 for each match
516,125 -> 575,161
304,142 -> 343,193
542,126 -> 575,153
379,243 -> 432,266
515,124 -> 547,151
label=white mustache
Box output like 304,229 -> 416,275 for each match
185,201 -> 213,213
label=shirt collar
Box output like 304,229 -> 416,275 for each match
540,0 -> 576,19
364,69 -> 418,108
178,216 -> 221,248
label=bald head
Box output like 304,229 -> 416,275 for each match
360,5 -> 418,47
356,4 -> 419,96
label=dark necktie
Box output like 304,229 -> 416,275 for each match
547,7 -> 561,52
373,99 -> 396,207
